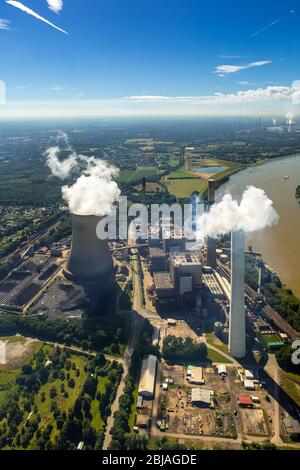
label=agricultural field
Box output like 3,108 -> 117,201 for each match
164,177 -> 207,198
117,166 -> 158,183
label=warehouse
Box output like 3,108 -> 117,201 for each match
138,355 -> 157,399
188,367 -> 205,385
191,388 -> 214,408
283,416 -> 300,441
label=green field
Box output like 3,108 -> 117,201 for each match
165,177 -> 207,198
207,347 -> 232,364
118,166 -> 158,183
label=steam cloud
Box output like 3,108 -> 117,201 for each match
45,137 -> 120,217
196,186 -> 279,244
45,147 -> 77,180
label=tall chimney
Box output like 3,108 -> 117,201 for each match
64,214 -> 113,284
229,229 -> 246,358
207,179 -> 217,267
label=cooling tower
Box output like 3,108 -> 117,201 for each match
206,179 -> 217,267
229,229 -> 246,358
64,214 -> 113,284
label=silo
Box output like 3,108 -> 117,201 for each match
64,214 -> 113,284
229,229 -> 246,358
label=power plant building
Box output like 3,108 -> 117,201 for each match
153,272 -> 175,304
149,247 -> 166,272
170,252 -> 202,293
229,230 -> 246,358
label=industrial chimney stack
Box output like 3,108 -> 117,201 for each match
229,229 -> 246,358
64,214 -> 113,284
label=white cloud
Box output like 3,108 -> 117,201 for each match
6,1 -> 68,35
0,19 -> 10,30
214,60 -> 271,75
47,0 -> 63,14
125,85 -> 294,105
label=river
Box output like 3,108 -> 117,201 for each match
217,154 -> 300,298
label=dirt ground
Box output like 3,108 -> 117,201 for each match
167,321 -> 201,342
159,362 -> 273,439
0,336 -> 40,368
240,409 -> 269,436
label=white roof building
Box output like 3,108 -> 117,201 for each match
244,369 -> 254,380
244,379 -> 255,390
138,355 -> 157,399
217,365 -> 227,376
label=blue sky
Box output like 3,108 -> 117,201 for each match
0,0 -> 300,117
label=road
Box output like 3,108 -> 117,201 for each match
266,355 -> 284,446
102,228 -> 146,450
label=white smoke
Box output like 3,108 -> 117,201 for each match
286,112 -> 295,125
62,158 -> 120,216
196,186 -> 279,244
45,147 -> 77,180
45,139 -> 120,216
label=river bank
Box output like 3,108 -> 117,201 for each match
217,154 -> 300,299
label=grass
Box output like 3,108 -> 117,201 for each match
0,336 -> 42,406
206,333 -> 230,355
165,178 -> 207,198
207,347 -> 232,364
118,166 -> 158,183
280,372 -> 300,407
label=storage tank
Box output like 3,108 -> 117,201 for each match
64,214 -> 113,284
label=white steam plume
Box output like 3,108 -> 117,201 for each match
45,142 -> 120,216
45,147 -> 77,180
196,186 -> 279,244
62,159 -> 120,216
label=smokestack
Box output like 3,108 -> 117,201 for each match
229,229 -> 246,358
64,214 -> 113,283
207,179 -> 217,267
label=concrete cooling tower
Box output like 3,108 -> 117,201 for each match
229,229 -> 246,358
64,214 -> 113,284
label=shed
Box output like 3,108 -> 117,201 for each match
244,379 -> 255,391
238,396 -> 253,407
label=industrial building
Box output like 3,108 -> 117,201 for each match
283,416 -> 300,441
191,388 -> 214,408
64,214 -> 114,284
170,252 -> 202,293
138,354 -> 157,399
149,247 -> 166,272
187,367 -> 205,385
153,272 -> 175,305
